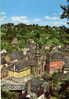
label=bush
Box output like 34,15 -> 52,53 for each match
1,89 -> 18,99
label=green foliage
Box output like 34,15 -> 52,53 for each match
18,39 -> 27,48
1,23 -> 16,40
1,41 -> 13,52
1,90 -> 18,99
58,79 -> 69,99
1,23 -> 68,52
1,84 -> 18,99
60,0 -> 69,24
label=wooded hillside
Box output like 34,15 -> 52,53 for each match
1,23 -> 69,52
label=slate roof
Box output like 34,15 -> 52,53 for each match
7,49 -> 45,72
2,81 -> 25,90
5,84 -> 25,90
6,41 -> 46,72
31,79 -> 44,87
64,56 -> 69,71
49,49 -> 64,62
7,51 -> 25,60
8,59 -> 37,72
60,47 -> 69,71
27,78 -> 45,93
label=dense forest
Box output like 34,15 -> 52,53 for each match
1,23 -> 69,52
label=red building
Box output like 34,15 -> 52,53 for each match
49,61 -> 64,72
46,49 -> 65,73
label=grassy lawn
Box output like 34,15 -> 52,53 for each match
51,96 -> 57,99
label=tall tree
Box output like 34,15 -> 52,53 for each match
60,0 -> 69,24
